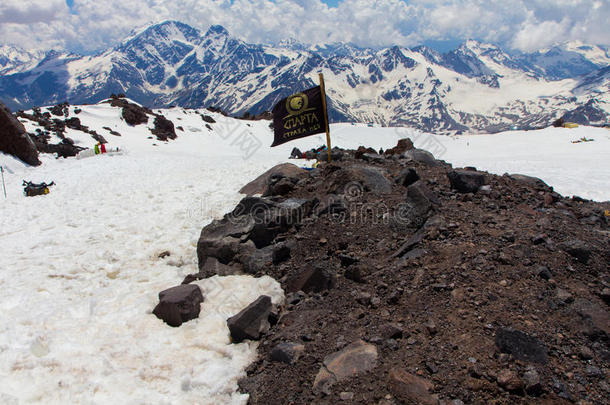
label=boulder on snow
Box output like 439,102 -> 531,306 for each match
0,101 -> 41,166
227,295 -> 273,343
151,115 -> 177,141
153,284 -> 204,327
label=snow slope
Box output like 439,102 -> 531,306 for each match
0,102 -> 609,403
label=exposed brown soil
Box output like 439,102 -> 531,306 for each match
204,145 -> 610,404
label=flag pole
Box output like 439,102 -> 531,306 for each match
1,166 -> 6,199
318,73 -> 332,162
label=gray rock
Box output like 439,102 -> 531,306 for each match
197,257 -> 243,278
227,295 -> 272,343
239,163 -> 307,195
394,181 -> 439,230
556,288 -> 574,304
329,165 -> 393,196
403,148 -> 442,167
534,265 -> 552,280
153,284 -> 204,327
508,174 -> 553,191
362,153 -> 385,163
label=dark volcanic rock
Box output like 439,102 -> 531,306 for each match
508,173 -> 553,191
270,342 -> 305,364
195,144 -> 610,405
227,295 -> 272,343
151,115 -> 177,141
560,239 -> 592,264
495,328 -> 548,364
0,102 -> 40,165
396,167 -> 420,187
447,169 -> 486,193
355,146 -> 377,159
153,284 -> 204,327
385,138 -> 414,155
287,262 -> 336,293
396,181 -> 439,229
329,165 -> 392,195
122,104 -> 149,125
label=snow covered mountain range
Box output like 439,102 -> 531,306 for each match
1,21 -> 608,133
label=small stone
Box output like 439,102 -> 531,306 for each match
313,340 -> 378,394
531,234 -> 547,245
287,263 -> 336,293
345,264 -> 367,283
379,323 -> 404,340
426,362 -> 439,374
271,342 -> 305,364
499,279 -> 508,287
560,239 -> 591,264
585,365 -> 602,378
534,266 -> 552,280
425,319 -> 437,335
556,288 -> 574,304
357,292 -> 372,306
388,367 -> 439,405
600,288 -> 610,304
496,369 -> 524,393
523,369 -> 543,396
340,392 -> 354,401
578,346 -> 593,360
319,237 -> 328,245
495,327 -> 548,364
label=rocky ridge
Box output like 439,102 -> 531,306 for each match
191,139 -> 609,404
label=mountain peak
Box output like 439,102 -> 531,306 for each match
206,25 -> 229,37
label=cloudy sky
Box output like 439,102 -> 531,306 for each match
1,0 -> 608,54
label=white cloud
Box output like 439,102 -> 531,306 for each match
0,0 -> 608,53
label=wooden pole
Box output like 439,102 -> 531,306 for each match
319,73 -> 332,162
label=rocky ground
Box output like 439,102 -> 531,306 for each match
192,140 -> 609,405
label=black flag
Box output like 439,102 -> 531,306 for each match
271,86 -> 327,147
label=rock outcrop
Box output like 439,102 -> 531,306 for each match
0,101 -> 40,165
188,138 -> 608,405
